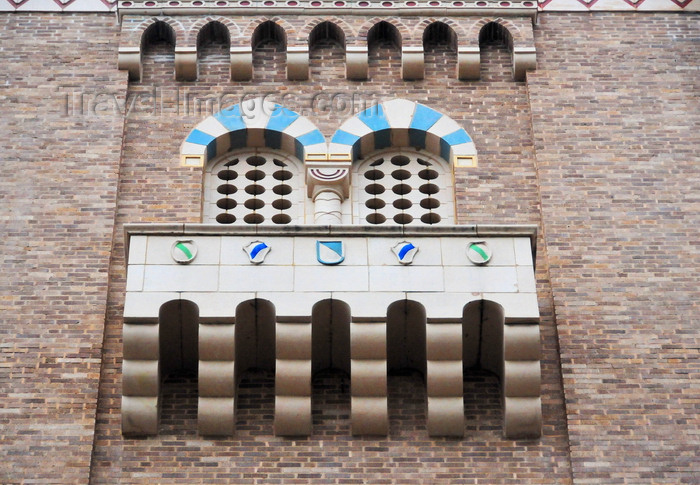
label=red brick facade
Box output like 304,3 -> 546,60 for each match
0,10 -> 697,484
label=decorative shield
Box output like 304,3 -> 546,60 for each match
316,241 -> 345,265
171,239 -> 197,264
391,241 -> 419,265
243,241 -> 271,264
467,241 -> 492,265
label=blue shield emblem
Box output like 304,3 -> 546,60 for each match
243,241 -> 271,264
391,241 -> 419,265
316,241 -> 345,265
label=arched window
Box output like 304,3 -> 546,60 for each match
203,148 -> 304,225
354,149 -> 455,225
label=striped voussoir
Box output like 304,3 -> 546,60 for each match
180,98 -> 326,166
181,98 -> 477,166
329,98 -> 476,164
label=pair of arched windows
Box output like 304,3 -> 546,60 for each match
203,148 -> 455,226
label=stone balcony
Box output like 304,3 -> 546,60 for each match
121,224 -> 542,440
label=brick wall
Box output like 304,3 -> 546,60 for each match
529,12 -> 700,484
0,13 -> 127,484
1,9 -> 697,485
89,14 -> 571,484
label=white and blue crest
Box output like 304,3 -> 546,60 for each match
316,241 -> 345,265
243,241 -> 271,264
391,241 -> 419,265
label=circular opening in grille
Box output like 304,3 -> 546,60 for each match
245,184 -> 265,195
272,199 -> 292,210
393,213 -> 414,225
420,198 -> 440,210
216,213 -> 236,224
392,184 -> 412,195
419,183 -> 439,195
272,213 -> 292,224
244,199 -> 265,210
364,169 -> 384,181
391,169 -> 411,180
217,184 -> 237,195
273,184 -> 292,196
365,183 -> 386,195
273,170 -> 293,181
365,198 -> 386,210
390,155 -> 410,166
366,213 -> 386,224
217,169 -> 238,181
216,198 -> 237,210
393,199 -> 412,210
421,213 -> 441,224
246,156 -> 266,167
245,169 -> 265,181
418,169 -> 439,180
244,213 -> 265,224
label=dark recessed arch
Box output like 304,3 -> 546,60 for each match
252,20 -> 287,49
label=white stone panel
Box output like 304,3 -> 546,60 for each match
443,266 -> 483,293
295,266 -> 369,292
143,265 -> 219,292
219,265 -> 294,292
128,236 -> 147,265
445,266 -> 518,293
517,266 -> 537,293
126,265 -> 145,292
369,266 -> 444,292
514,238 -> 534,266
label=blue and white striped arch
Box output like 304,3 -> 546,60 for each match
180,98 -> 326,167
329,99 -> 477,166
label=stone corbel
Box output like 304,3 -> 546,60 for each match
230,46 -> 253,81
457,46 -> 480,81
513,46 -> 537,82
306,162 -> 351,225
287,45 -> 309,81
175,46 -> 198,81
503,324 -> 542,439
118,46 -> 142,82
345,45 -> 368,81
401,46 -> 424,81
